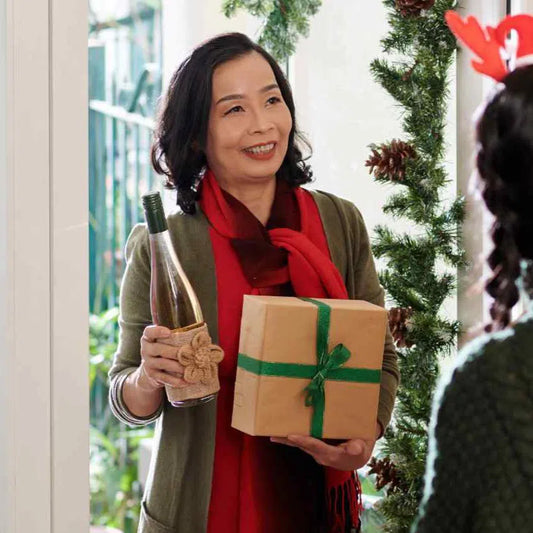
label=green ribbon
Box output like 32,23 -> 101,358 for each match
237,297 -> 381,438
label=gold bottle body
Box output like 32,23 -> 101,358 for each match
144,192 -> 216,408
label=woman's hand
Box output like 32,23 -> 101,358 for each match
135,325 -> 189,391
270,423 -> 381,471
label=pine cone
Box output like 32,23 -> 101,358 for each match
368,456 -> 402,492
395,0 -> 435,17
388,306 -> 414,348
365,140 -> 417,182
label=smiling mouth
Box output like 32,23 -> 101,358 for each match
243,142 -> 276,155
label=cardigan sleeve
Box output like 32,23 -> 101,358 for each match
346,202 -> 400,435
108,223 -> 164,427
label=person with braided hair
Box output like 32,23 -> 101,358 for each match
413,12 -> 533,533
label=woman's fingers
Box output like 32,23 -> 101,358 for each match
291,436 -> 339,466
270,435 -> 372,470
145,355 -> 185,376
142,325 -> 172,341
141,338 -> 184,360
139,325 -> 192,389
149,370 -> 189,389
271,435 -> 339,465
338,439 -> 365,456
286,435 -> 334,454
141,326 -> 185,361
139,362 -> 186,390
270,437 -> 300,447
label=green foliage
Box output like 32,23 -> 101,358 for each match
359,470 -> 388,530
368,2 -> 464,532
222,0 -> 322,62
90,308 -> 154,532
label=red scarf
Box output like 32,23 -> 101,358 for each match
200,169 -> 362,533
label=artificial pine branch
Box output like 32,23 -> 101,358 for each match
366,2 -> 463,531
222,0 -> 322,62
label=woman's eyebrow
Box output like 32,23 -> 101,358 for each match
215,83 -> 280,105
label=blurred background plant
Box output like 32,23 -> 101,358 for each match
89,0 -> 162,529
90,307 -> 155,533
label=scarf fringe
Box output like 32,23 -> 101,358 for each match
326,472 -> 363,533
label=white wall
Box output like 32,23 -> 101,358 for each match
162,0 -> 262,90
291,2 -> 410,234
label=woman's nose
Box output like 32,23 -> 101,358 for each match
247,109 -> 274,134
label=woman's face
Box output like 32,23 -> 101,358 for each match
204,51 -> 293,186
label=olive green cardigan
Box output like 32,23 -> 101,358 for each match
108,189 -> 400,533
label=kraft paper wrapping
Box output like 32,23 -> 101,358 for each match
231,296 -> 386,440
158,322 -> 224,404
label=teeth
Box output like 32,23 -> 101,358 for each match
245,143 -> 275,154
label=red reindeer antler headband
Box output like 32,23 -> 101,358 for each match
445,11 -> 533,81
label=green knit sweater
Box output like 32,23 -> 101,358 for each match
413,302 -> 533,533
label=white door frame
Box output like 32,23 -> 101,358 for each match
0,0 -> 88,531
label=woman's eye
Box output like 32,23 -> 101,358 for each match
267,96 -> 281,105
224,105 -> 243,115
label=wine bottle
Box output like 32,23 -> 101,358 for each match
142,191 -> 216,407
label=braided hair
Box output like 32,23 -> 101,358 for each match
476,65 -> 533,331
150,32 -> 313,215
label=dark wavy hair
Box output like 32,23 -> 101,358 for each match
151,32 -> 313,214
476,64 -> 533,331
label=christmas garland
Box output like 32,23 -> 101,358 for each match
222,0 -> 322,62
366,1 -> 465,531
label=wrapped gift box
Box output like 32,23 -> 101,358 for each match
231,295 -> 387,440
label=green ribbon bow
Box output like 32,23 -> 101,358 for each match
303,342 -> 351,435
237,297 -> 381,438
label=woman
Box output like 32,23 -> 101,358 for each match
412,64 -> 533,531
109,32 -> 399,533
